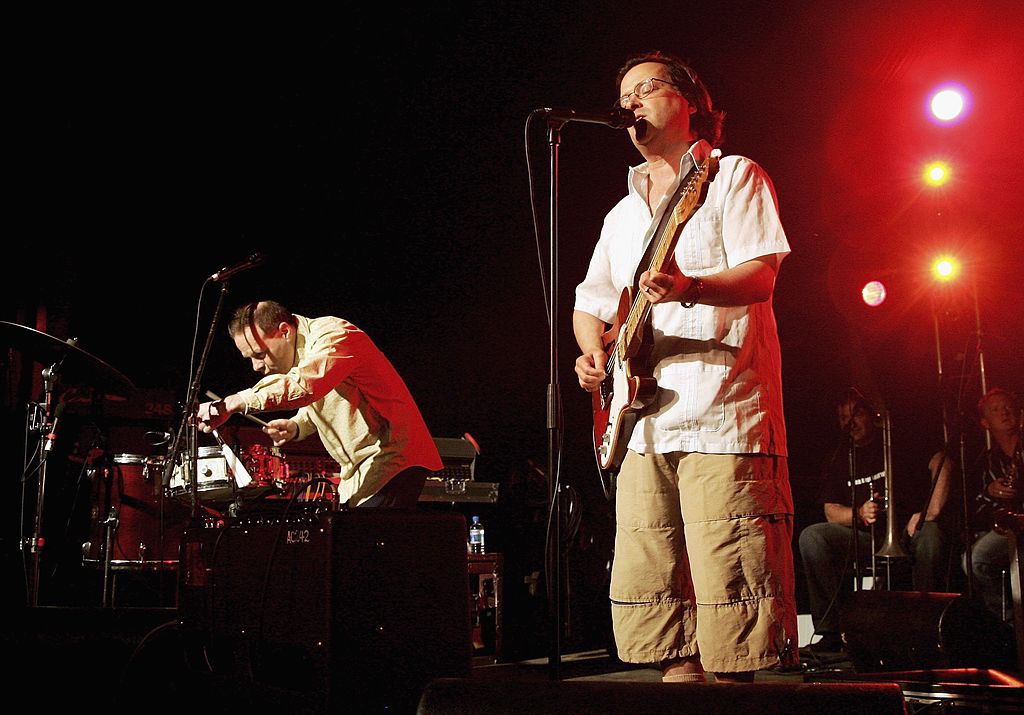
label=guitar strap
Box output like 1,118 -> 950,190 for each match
630,148 -> 699,290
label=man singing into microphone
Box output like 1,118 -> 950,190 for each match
573,52 -> 797,681
197,301 -> 441,507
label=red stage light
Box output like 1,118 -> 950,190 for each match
932,256 -> 958,281
923,161 -> 950,186
926,84 -> 971,126
861,280 -> 887,307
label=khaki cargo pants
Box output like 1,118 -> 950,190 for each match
610,450 -> 799,673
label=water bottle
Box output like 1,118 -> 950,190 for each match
468,515 -> 486,554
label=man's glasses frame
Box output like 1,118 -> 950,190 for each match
616,77 -> 679,109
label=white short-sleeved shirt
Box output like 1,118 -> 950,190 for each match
575,140 -> 790,456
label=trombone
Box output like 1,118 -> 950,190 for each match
873,409 -> 910,587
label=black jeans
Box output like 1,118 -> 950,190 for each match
355,466 -> 429,508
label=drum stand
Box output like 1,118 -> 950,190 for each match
3,320 -> 135,608
100,507 -> 119,608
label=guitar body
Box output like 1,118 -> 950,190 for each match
592,286 -> 658,471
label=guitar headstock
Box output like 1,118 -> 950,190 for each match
673,146 -> 721,220
707,148 -> 722,180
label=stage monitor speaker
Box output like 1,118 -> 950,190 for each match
179,509 -> 472,713
417,678 -> 907,714
841,590 -> 1016,672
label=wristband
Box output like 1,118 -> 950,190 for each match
682,277 -> 703,308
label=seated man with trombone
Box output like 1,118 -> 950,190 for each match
797,389 -> 955,656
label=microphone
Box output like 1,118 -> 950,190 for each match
544,107 -> 636,129
210,253 -> 265,282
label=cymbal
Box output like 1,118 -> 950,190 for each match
0,321 -> 135,395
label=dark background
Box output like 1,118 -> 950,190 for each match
4,2 -> 1023,657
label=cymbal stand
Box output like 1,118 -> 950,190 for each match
100,506 -> 118,607
26,354 -> 69,607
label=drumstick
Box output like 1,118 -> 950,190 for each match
205,390 -> 271,428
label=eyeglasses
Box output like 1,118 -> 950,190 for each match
616,77 -> 679,108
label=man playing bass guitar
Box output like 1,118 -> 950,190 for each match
573,51 -> 797,683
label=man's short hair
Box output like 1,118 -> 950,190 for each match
837,387 -> 877,418
228,300 -> 298,337
977,387 -> 1019,419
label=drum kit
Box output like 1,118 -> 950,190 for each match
2,320 -> 308,608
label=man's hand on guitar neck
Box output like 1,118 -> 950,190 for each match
639,267 -> 692,304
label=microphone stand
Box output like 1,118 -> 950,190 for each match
962,278 -> 990,600
163,280 -> 232,523
933,280 -> 989,600
535,108 -> 633,678
545,116 -> 565,679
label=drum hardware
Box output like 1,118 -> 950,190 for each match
101,507 -> 118,608
240,443 -> 289,489
169,445 -> 239,502
168,440 -> 287,505
1,320 -> 134,607
86,454 -> 183,560
83,454 -> 185,607
145,430 -> 173,446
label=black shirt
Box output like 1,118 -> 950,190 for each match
817,437 -> 919,529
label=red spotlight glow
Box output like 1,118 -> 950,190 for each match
861,280 -> 887,307
926,84 -> 971,126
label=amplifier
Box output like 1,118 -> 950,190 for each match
178,508 -> 472,712
419,477 -> 499,504
431,436 -> 478,481
841,590 -> 1016,671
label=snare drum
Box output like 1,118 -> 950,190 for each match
84,454 -> 185,564
168,445 -> 237,502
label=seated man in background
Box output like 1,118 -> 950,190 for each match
798,390 -> 955,655
963,388 -> 1023,622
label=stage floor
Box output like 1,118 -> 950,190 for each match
8,606 -> 1022,713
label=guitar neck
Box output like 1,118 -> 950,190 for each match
617,150 -> 718,358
